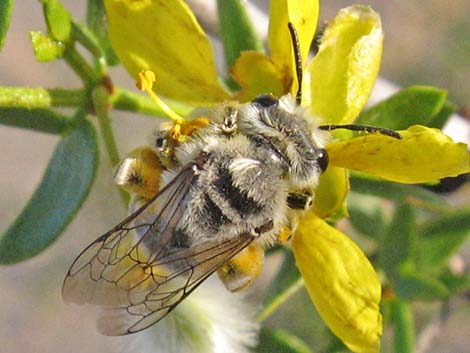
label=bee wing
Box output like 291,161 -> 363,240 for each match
62,162 -> 255,335
97,234 -> 254,335
62,163 -> 197,307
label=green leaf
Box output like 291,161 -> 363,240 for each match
356,86 -> 447,130
380,204 -> 416,278
350,174 -> 448,211
394,273 -> 449,301
391,300 -> 415,353
257,328 -> 313,353
428,101 -> 456,129
87,0 -> 118,65
415,233 -> 469,275
348,201 -> 386,240
217,0 -> 263,67
439,271 -> 470,295
29,31 -> 65,62
0,0 -> 13,52
418,207 -> 470,237
217,0 -> 262,88
42,0 -> 71,42
0,118 -> 98,264
414,208 -> 470,273
0,107 -> 70,134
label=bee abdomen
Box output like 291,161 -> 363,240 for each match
213,166 -> 263,218
202,192 -> 231,230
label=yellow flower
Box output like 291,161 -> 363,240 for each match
104,1 -> 470,353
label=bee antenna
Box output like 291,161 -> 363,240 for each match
288,22 -> 303,106
318,124 -> 402,139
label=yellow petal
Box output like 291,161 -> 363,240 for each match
326,125 -> 470,183
293,213 -> 382,353
308,5 -> 383,124
104,0 -> 230,104
313,166 -> 349,218
231,51 -> 285,102
268,0 -> 319,95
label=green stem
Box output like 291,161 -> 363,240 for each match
257,277 -> 304,323
112,87 -> 192,118
71,20 -> 108,76
71,20 -> 103,58
392,300 -> 415,353
64,45 -> 100,85
97,108 -> 120,166
92,86 -> 129,206
0,86 -> 86,108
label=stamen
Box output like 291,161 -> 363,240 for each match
137,70 -> 187,141
136,70 -> 210,144
137,70 -> 184,124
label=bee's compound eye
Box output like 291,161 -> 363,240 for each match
155,136 -> 167,150
252,94 -> 279,108
317,148 -> 329,173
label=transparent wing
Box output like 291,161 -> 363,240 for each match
97,234 -> 253,335
62,162 -> 255,335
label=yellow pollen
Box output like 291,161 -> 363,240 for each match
278,226 -> 293,244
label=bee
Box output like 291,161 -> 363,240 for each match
62,23 -> 400,336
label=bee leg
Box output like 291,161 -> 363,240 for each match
277,225 -> 294,244
217,220 -> 273,292
217,242 -> 265,292
254,219 -> 274,235
113,147 -> 164,199
287,190 -> 313,210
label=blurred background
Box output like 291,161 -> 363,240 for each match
0,1 -> 469,352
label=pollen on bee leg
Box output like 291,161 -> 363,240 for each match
181,117 -> 210,136
169,116 -> 211,144
217,244 -> 264,292
277,226 -> 294,244
114,147 -> 163,199
169,123 -> 182,142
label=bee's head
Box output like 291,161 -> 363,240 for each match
234,23 -> 330,187
240,94 -> 329,188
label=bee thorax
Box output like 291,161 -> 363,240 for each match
238,95 -> 329,188
175,135 -> 288,247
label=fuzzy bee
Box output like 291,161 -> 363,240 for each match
62,24 -> 399,336
62,91 -> 330,335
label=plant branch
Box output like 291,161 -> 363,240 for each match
0,86 -> 86,108
71,20 -> 108,76
92,86 -> 129,205
257,278 -> 304,323
392,300 -> 415,353
71,20 -> 103,59
64,45 -> 100,85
